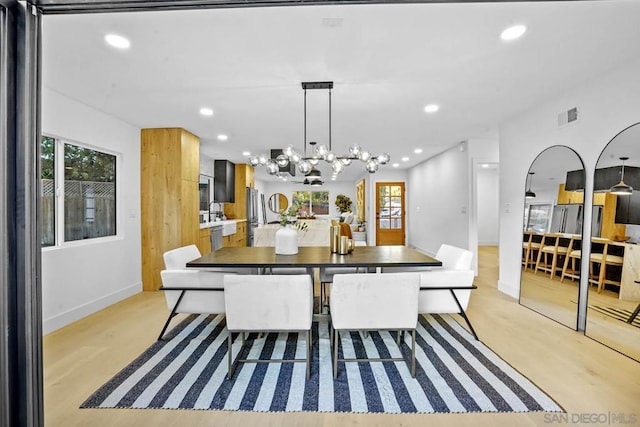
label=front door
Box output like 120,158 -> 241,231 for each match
376,182 -> 405,246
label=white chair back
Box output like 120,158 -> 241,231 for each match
330,273 -> 420,330
160,269 -> 226,313
435,244 -> 473,270
163,244 -> 201,270
224,275 -> 313,331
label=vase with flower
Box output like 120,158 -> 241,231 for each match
275,204 -> 308,255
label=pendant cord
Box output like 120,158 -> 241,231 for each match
304,88 -> 307,157
329,88 -> 332,151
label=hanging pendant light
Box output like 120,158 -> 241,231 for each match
247,81 -> 390,180
609,156 -> 633,195
525,172 -> 536,199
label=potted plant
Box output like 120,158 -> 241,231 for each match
335,194 -> 353,214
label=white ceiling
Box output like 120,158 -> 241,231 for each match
41,1 -> 640,183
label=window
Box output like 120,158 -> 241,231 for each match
40,135 -> 117,246
41,136 -> 56,246
291,191 -> 329,216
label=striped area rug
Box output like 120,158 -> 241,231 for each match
81,314 -> 562,414
588,305 -> 640,328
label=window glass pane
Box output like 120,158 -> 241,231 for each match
311,191 -> 329,215
291,191 -> 310,216
64,143 -> 116,241
41,136 -> 55,247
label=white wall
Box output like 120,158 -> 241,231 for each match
41,89 -> 141,334
477,168 -> 499,245
406,145 -> 470,256
498,57 -> 640,298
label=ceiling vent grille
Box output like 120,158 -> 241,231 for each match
558,107 -> 579,126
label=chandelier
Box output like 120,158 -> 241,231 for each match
247,81 -> 390,178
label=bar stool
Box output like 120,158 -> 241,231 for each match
560,236 -> 582,282
589,238 -> 624,293
522,231 -> 542,271
535,234 -> 573,279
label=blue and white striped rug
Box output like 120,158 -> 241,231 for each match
81,314 -> 562,414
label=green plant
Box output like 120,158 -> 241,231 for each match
335,194 -> 353,214
278,204 -> 308,231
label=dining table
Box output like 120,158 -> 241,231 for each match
186,245 -> 442,270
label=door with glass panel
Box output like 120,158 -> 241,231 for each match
376,182 -> 405,246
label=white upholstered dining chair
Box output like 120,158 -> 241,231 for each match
383,244 -> 478,339
158,244 -> 230,340
416,244 -> 478,340
329,272 -> 420,378
224,274 -> 314,379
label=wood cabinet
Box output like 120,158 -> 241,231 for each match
221,220 -> 248,248
620,244 -> 640,301
223,163 -> 255,222
214,160 -> 235,203
198,227 -> 211,254
615,192 -> 640,225
141,128 -> 200,291
236,221 -> 247,246
557,183 -> 606,205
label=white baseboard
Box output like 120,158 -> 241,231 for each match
498,280 -> 519,299
43,282 -> 141,335
478,240 -> 499,246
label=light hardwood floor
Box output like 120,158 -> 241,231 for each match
43,246 -> 640,426
520,263 -> 640,360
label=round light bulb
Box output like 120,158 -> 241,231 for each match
266,160 -> 279,175
377,153 -> 390,164
276,154 -> 289,168
332,160 -> 344,174
283,145 -> 295,157
298,160 -> 312,174
366,158 -> 379,173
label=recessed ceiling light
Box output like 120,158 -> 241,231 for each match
414,148 -> 423,154
402,156 -> 410,162
217,134 -> 228,141
500,24 -> 527,41
199,107 -> 214,116
392,163 -> 400,168
242,151 -> 251,156
482,163 -> 490,168
104,34 -> 130,49
424,104 -> 439,114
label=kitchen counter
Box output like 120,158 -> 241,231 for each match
200,218 -> 246,228
200,219 -> 246,236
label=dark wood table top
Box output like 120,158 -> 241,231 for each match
186,246 -> 442,269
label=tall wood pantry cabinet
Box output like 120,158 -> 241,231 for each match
141,127 -> 200,291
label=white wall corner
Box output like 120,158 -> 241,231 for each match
498,279 -> 520,299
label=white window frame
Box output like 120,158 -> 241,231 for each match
42,134 -> 122,250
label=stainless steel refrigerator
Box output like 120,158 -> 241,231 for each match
550,204 -> 582,234
549,204 -> 602,236
246,187 -> 259,246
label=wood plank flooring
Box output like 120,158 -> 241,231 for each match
43,246 -> 640,426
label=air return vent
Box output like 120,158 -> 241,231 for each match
558,107 -> 579,126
